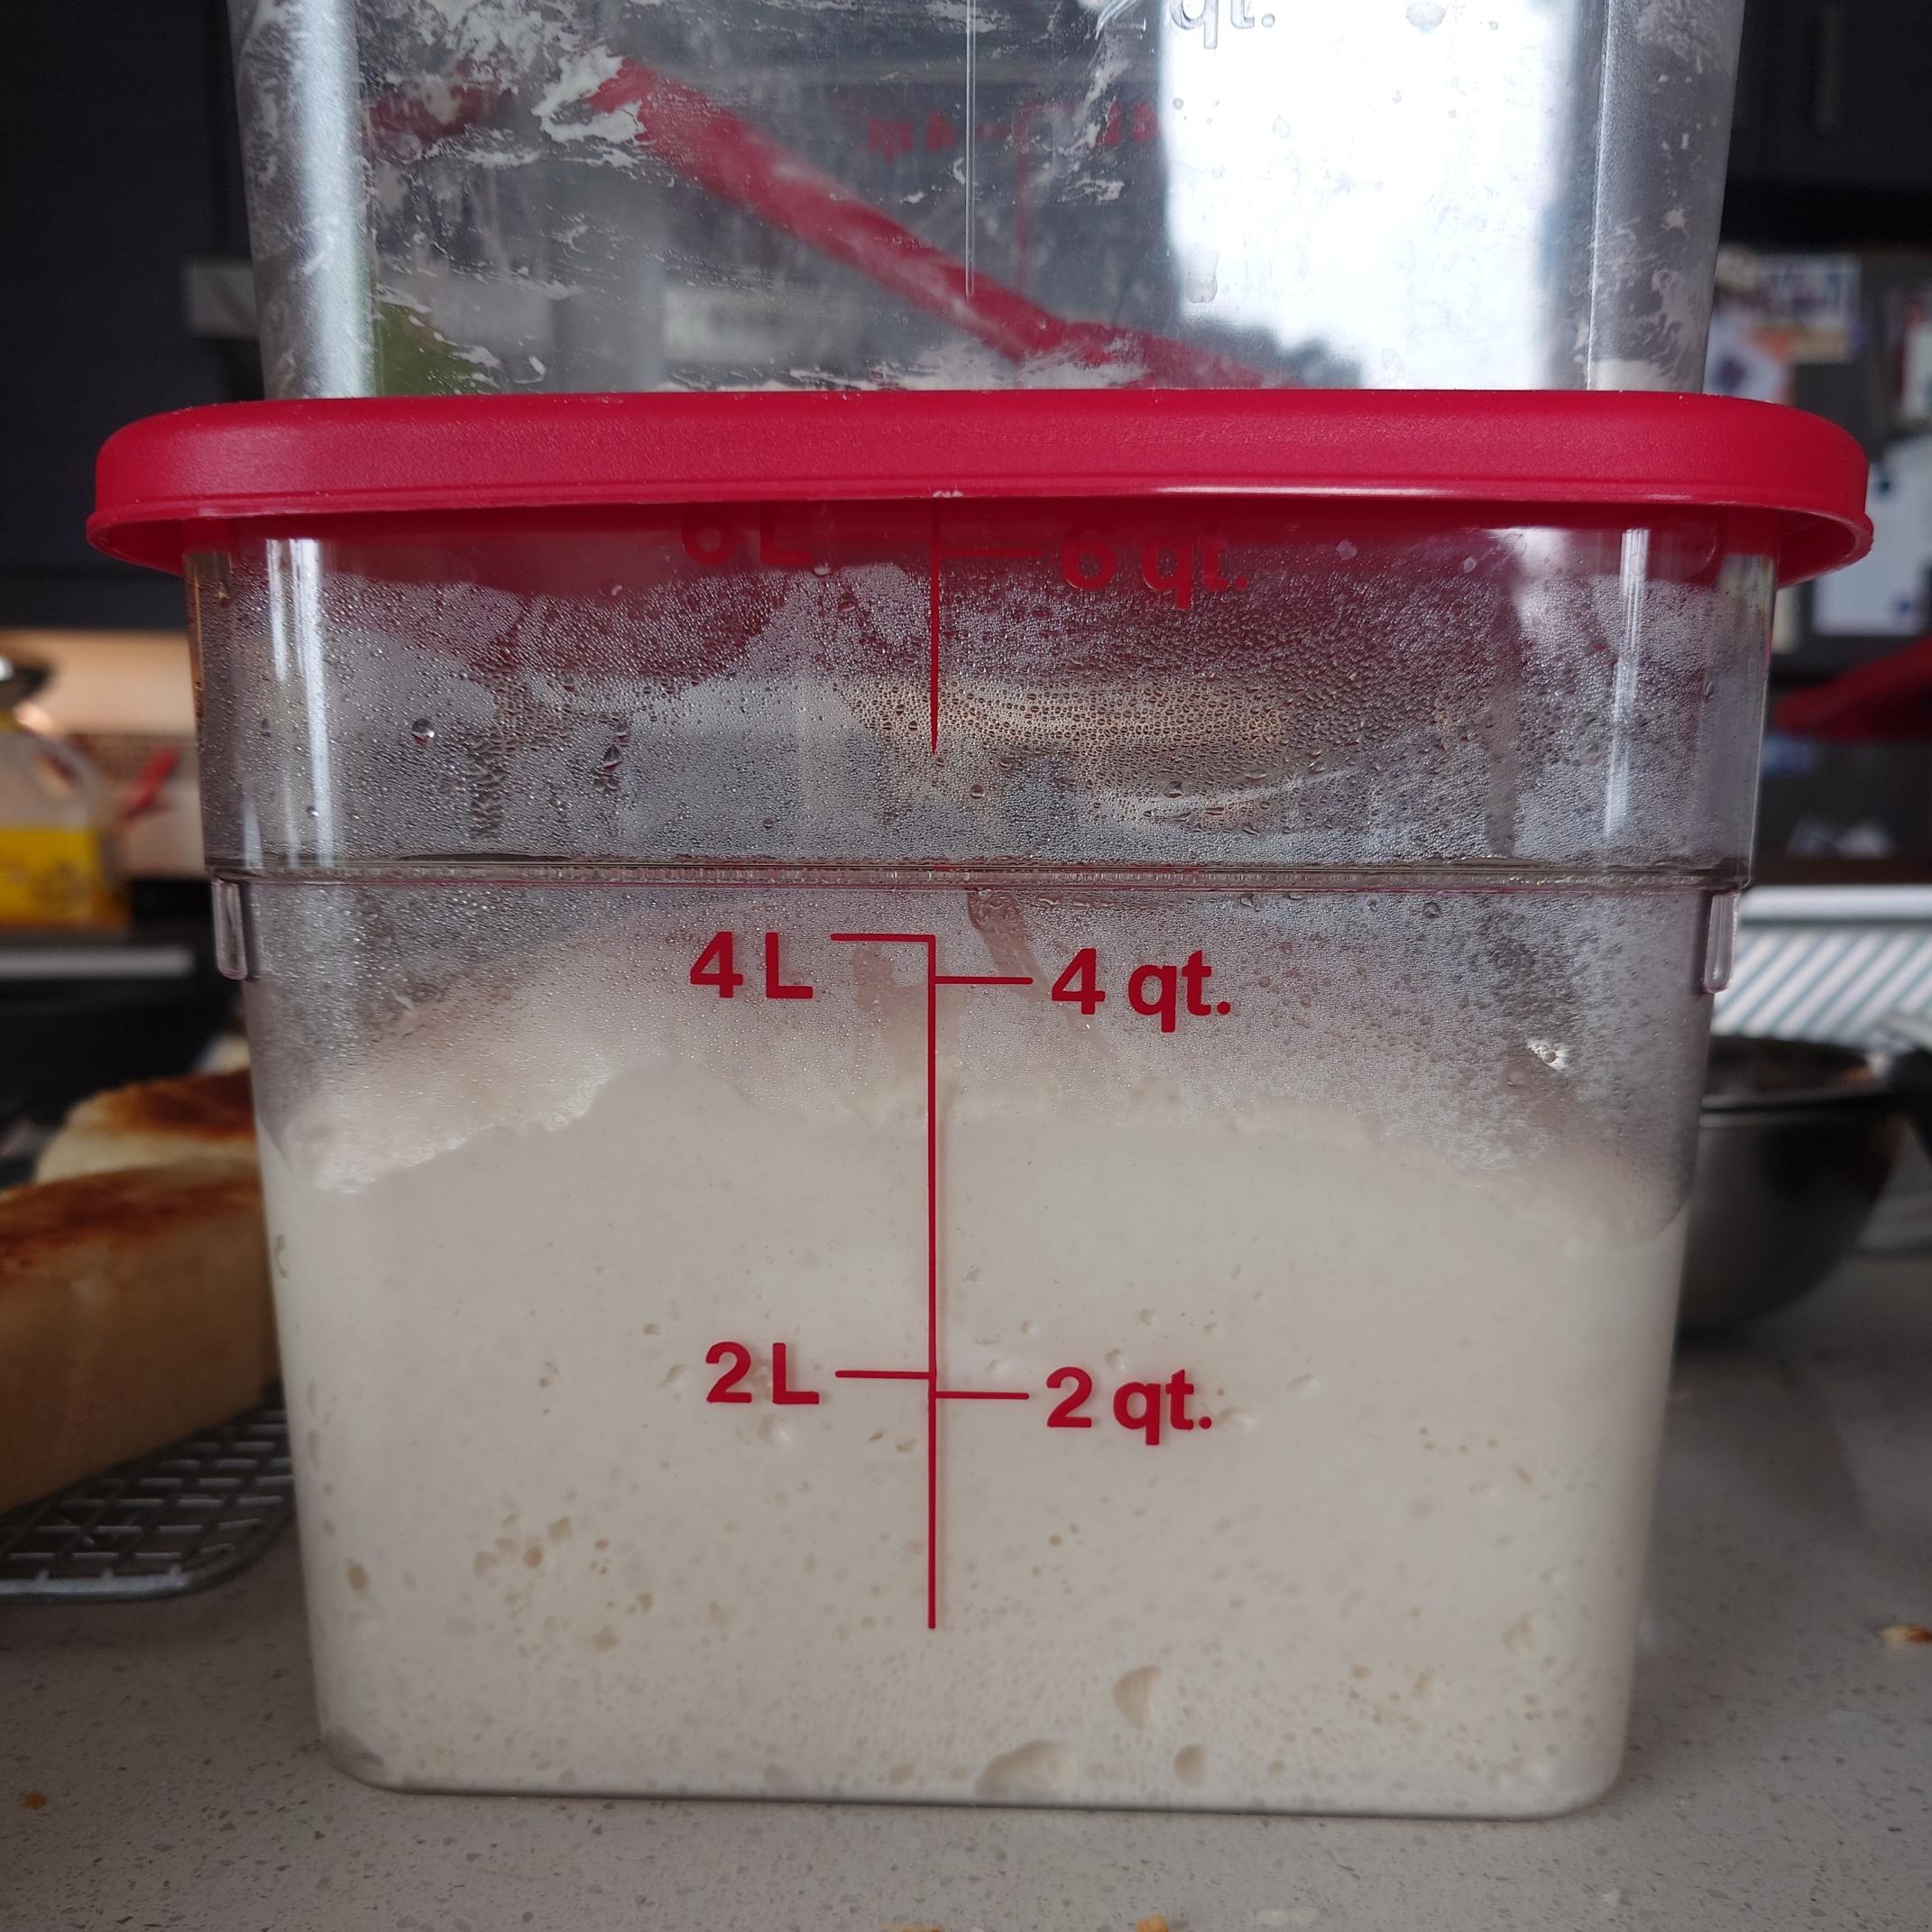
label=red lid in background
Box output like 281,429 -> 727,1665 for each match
90,390 -> 1871,584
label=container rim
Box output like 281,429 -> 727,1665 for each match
90,390 -> 1871,584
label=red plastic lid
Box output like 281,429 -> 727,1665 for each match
91,390 -> 1870,584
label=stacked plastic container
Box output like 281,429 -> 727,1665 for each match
90,0 -> 1869,1814
232,0 -> 1747,399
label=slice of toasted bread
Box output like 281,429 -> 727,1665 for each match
0,1163 -> 276,1514
35,1070 -> 257,1183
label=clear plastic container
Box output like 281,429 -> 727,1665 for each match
230,0 -> 1747,398
92,388 -> 1866,1814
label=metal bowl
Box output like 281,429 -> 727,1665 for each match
1678,1037 -> 1907,1338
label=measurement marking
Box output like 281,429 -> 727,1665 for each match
927,511 -> 943,757
833,928 -> 940,1626
925,945 -> 938,1628
937,1389 -> 1032,1401
834,1368 -> 930,1382
828,929 -> 1037,1631
925,529 -> 1044,759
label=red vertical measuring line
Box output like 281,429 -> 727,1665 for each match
829,930 -> 941,1630
824,938 -> 1035,1633
925,941 -> 939,1630
927,510 -> 943,757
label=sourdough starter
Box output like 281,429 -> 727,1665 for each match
259,901 -> 1687,1815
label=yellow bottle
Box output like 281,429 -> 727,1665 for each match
0,652 -> 128,932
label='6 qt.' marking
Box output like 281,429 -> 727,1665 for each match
676,507 -> 1245,614
1059,527 -> 1245,609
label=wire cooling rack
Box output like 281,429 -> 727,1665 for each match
0,1399 -> 293,1601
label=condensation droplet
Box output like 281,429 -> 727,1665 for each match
409,718 -> 435,746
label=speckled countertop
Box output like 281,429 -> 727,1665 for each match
5,1256 -> 1929,1932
